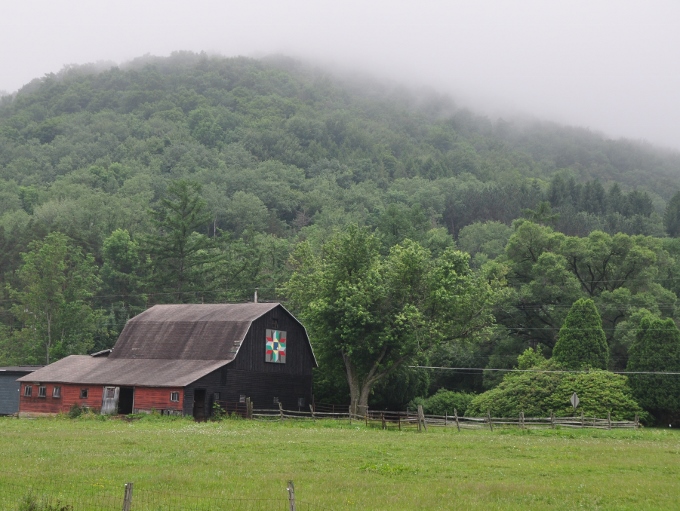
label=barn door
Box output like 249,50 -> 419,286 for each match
101,387 -> 119,414
193,389 -> 206,421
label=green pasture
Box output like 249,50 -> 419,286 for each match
1,416 -> 679,510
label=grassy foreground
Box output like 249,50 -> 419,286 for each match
1,416 -> 679,510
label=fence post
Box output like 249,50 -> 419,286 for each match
381,413 -> 385,430
520,411 -> 525,430
445,412 -> 448,427
349,405 -> 352,425
487,410 -> 493,432
246,397 -> 251,419
365,406 -> 368,427
398,413 -> 401,431
581,410 -> 584,428
607,411 -> 612,430
634,413 -> 639,429
550,411 -> 555,429
287,480 -> 296,511
309,404 -> 315,420
454,408 -> 460,432
417,405 -> 427,431
122,482 -> 133,511
279,402 -> 284,421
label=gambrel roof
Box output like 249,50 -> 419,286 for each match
19,303 -> 316,387
110,303 -> 282,361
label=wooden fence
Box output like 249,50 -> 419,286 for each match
250,403 -> 640,430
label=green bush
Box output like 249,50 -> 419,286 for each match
466,359 -> 646,421
409,389 -> 475,416
67,403 -> 82,419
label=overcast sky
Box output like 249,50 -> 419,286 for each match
2,0 -> 679,150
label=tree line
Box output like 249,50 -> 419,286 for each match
1,53 -> 680,424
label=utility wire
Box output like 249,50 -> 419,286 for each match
409,365 -> 680,375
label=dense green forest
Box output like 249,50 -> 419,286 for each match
2,53 -> 680,422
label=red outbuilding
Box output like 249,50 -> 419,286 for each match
18,303 -> 316,419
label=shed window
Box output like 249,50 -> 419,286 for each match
273,396 -> 279,405
239,394 -> 246,403
24,385 -> 32,397
38,386 -> 46,398
170,391 -> 180,402
298,397 -> 305,408
52,387 -> 61,398
105,387 -> 116,399
80,389 -> 89,399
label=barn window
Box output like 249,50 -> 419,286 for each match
272,318 -> 279,329
52,387 -> 61,398
170,392 -> 180,402
24,385 -> 32,397
80,389 -> 89,399
239,394 -> 246,403
298,398 -> 305,408
38,386 -> 47,398
273,396 -> 279,405
105,387 -> 116,399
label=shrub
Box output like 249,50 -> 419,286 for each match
67,403 -> 82,419
466,359 -> 646,421
409,389 -> 475,416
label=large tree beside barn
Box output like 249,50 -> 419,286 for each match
286,225 -> 499,413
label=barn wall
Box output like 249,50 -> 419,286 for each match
231,305 -> 315,376
187,367 -> 313,415
19,383 -> 104,415
133,387 -> 183,414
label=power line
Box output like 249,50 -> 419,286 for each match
408,365 -> 680,376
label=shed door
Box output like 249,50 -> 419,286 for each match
101,387 -> 119,414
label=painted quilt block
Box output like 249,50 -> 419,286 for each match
266,329 -> 287,363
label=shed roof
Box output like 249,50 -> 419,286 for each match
0,366 -> 42,374
17,356 -> 227,387
109,303 -> 281,361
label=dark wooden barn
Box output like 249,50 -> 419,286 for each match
18,303 -> 316,419
0,366 -> 41,415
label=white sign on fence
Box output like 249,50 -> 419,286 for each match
570,392 -> 580,410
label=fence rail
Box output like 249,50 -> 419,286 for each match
252,405 -> 639,431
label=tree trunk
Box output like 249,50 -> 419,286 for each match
45,310 -> 52,365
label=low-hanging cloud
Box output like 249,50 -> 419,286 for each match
2,0 -> 679,150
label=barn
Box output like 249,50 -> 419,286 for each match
18,303 -> 317,419
0,366 -> 41,415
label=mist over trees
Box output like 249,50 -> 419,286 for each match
1,53 -> 679,422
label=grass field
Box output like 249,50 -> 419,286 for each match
1,415 -> 679,510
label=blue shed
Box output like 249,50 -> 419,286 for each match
0,367 -> 41,415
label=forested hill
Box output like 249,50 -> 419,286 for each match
1,53 -> 679,251
2,52 -> 680,371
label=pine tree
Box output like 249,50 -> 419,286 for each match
144,180 -> 219,303
663,191 -> 680,237
552,298 -> 609,369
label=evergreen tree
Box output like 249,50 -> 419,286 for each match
552,298 -> 609,369
627,316 -> 680,424
144,180 -> 219,303
663,191 -> 680,237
